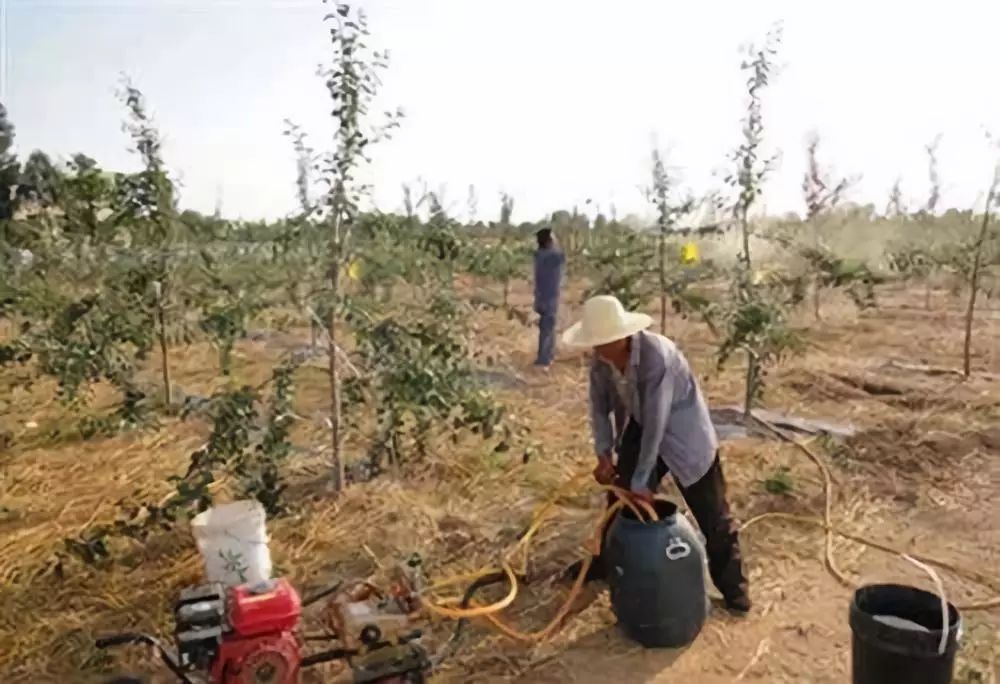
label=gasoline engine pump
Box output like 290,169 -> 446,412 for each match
96,558 -> 432,683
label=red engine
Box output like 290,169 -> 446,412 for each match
98,568 -> 430,683
175,579 -> 302,684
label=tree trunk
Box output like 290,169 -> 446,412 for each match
155,292 -> 172,409
219,344 -> 231,376
743,353 -> 757,422
502,279 -> 509,308
568,231 -> 577,276
658,229 -> 667,334
963,282 -> 979,378
925,279 -> 932,311
389,415 -> 401,479
964,197 -> 994,377
740,208 -> 755,422
328,259 -> 344,492
813,275 -> 822,321
740,207 -> 753,273
328,196 -> 346,493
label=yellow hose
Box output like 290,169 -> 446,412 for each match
422,564 -> 519,619
423,487 -> 651,624
602,484 -> 658,521
750,418 -> 1000,612
740,511 -> 1000,611
481,500 -> 627,642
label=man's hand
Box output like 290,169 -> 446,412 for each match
593,455 -> 615,485
630,487 -> 655,506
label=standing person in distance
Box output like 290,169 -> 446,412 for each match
533,228 -> 565,369
562,294 -> 751,613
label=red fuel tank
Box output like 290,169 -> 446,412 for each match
228,578 -> 302,637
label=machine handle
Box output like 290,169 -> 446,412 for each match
94,633 -> 195,684
96,633 -> 148,649
399,629 -> 423,644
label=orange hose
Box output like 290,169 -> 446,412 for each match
423,482 -> 650,623
481,501 -> 627,642
602,485 -> 658,521
427,471 -> 594,591
504,482 -> 654,575
422,564 -> 518,619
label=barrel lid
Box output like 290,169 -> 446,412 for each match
248,579 -> 277,595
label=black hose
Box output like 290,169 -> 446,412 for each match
300,647 -> 358,668
429,511 -> 546,671
429,570 -> 508,671
302,579 -> 343,608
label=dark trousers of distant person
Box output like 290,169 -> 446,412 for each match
595,420 -> 749,605
535,305 -> 557,367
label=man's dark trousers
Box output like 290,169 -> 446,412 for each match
535,307 -> 557,366
600,420 -> 749,604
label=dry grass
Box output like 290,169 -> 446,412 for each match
1,280 -> 999,683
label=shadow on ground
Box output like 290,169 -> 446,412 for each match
515,624 -> 690,683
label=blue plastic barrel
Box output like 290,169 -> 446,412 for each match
604,499 -> 707,648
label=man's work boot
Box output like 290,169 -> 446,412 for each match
724,592 -> 752,615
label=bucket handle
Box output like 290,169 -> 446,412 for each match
902,554 -> 948,655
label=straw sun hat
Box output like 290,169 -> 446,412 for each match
561,295 -> 653,349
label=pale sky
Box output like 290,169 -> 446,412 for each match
4,0 -> 1000,223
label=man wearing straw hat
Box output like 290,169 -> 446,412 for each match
562,295 -> 751,613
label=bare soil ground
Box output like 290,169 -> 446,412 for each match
1,281 -> 998,683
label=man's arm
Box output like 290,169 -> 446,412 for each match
589,363 -> 614,459
630,364 -> 674,492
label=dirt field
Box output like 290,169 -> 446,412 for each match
1,280 -> 998,683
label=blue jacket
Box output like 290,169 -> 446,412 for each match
533,246 -> 565,313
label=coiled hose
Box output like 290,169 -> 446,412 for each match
426,485 -> 658,668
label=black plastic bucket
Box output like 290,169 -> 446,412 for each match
849,584 -> 961,684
